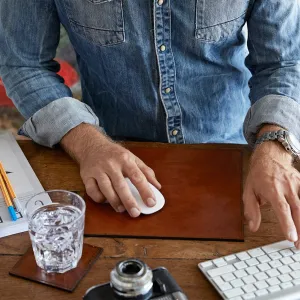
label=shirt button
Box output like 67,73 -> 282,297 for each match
157,0 -> 164,5
160,45 -> 166,52
171,129 -> 179,136
165,87 -> 171,93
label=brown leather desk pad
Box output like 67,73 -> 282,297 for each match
9,244 -> 103,292
85,146 -> 244,241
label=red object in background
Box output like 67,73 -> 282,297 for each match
0,60 -> 79,107
0,78 -> 13,107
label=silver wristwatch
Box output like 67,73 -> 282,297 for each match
255,129 -> 300,160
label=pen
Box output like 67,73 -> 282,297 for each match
0,170 -> 17,221
0,162 -> 23,213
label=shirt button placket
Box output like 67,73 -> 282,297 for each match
154,0 -> 184,144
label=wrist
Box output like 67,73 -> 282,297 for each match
60,123 -> 111,165
254,125 -> 293,164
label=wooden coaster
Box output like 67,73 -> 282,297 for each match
9,243 -> 103,292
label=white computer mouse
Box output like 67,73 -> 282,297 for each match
125,178 -> 165,214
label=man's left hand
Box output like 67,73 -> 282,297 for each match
243,125 -> 300,248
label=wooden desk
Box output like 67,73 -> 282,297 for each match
0,141 -> 285,300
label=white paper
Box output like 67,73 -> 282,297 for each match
0,132 -> 51,238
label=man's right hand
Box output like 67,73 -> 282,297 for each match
60,123 -> 161,217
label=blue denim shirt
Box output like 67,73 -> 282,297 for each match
0,0 -> 300,147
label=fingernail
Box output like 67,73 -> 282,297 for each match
249,221 -> 254,231
118,205 -> 126,213
147,198 -> 156,207
289,230 -> 298,242
130,207 -> 140,218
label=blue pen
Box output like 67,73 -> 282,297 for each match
0,171 -> 17,221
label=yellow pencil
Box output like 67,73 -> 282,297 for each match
0,171 -> 17,221
0,161 -> 22,214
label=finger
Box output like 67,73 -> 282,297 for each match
243,188 -> 261,232
135,157 -> 161,189
109,171 -> 141,218
272,196 -> 298,242
96,174 -> 124,213
286,189 -> 300,247
124,162 -> 156,207
84,178 -> 105,203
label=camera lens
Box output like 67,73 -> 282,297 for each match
110,259 -> 153,299
120,260 -> 143,276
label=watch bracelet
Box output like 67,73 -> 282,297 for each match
255,129 -> 285,145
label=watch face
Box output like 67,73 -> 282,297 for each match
287,132 -> 300,153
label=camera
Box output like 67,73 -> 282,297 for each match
83,259 -> 188,299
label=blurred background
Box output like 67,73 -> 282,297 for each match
0,27 -> 81,138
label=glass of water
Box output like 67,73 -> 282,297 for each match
25,190 -> 86,273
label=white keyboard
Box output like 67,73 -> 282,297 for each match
198,240 -> 300,300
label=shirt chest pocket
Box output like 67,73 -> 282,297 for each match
63,0 -> 124,46
195,0 -> 250,42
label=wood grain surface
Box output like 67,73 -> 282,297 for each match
0,141 -> 285,300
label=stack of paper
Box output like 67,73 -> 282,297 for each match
0,132 -> 50,238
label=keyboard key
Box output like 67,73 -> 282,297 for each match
242,275 -> 256,284
291,270 -> 300,279
269,252 -> 282,260
245,258 -> 259,267
281,256 -> 294,265
257,263 -> 271,272
291,247 -> 300,254
231,279 -> 244,288
200,261 -> 213,268
278,274 -> 292,283
254,280 -> 268,290
207,265 -> 236,278
281,282 -> 293,289
268,285 -> 281,293
293,254 -> 300,262
262,241 -> 294,254
237,252 -> 251,261
232,297 -> 243,300
254,272 -> 268,281
234,261 -> 247,270
242,284 -> 256,293
222,272 -> 236,282
234,270 -> 248,278
219,282 -> 232,291
293,279 -> 300,285
280,249 -> 293,257
225,255 -> 236,262
278,265 -> 292,274
269,260 -> 282,268
257,255 -> 270,263
224,288 -> 244,298
290,262 -> 300,271
266,269 -> 280,278
213,276 -> 224,286
255,289 -> 268,296
242,293 -> 255,299
248,248 -> 264,258
245,266 -> 259,275
267,277 -> 280,286
213,258 -> 227,267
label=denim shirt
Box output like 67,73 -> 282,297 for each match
0,0 -> 300,147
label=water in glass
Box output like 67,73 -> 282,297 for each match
28,203 -> 84,273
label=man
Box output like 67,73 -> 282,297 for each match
1,1 -> 300,246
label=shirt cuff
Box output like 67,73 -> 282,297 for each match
20,97 -> 99,147
243,94 -> 300,148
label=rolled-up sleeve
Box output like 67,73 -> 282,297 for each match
244,0 -> 300,147
0,0 -> 99,147
21,98 -> 99,147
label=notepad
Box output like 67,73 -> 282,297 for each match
0,132 -> 50,238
